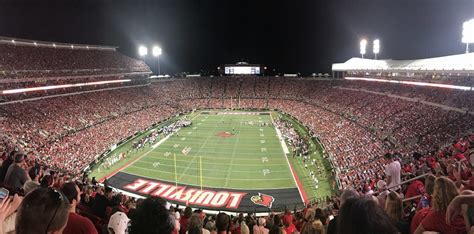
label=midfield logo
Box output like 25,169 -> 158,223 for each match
250,193 -> 275,208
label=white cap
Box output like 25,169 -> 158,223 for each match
108,212 -> 130,234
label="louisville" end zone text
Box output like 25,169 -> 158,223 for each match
124,179 -> 247,209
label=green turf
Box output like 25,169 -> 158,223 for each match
90,110 -> 334,201
123,111 -> 296,189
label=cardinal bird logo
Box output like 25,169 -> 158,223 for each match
250,193 -> 275,208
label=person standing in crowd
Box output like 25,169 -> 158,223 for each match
4,153 -> 29,192
23,166 -> 42,194
60,182 -> 98,234
16,187 -> 70,234
0,151 -> 16,183
91,186 -> 113,219
385,153 -> 401,191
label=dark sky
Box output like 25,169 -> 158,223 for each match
0,0 -> 473,74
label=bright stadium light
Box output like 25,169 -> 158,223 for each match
152,46 -> 162,57
462,19 -> 474,53
152,46 -> 163,75
360,39 -> 367,58
373,39 -> 380,59
2,79 -> 132,94
138,46 -> 148,56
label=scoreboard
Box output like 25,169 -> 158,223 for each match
224,65 -> 261,75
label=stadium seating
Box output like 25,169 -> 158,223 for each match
0,44 -> 473,233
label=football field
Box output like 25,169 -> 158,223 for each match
122,111 -> 297,190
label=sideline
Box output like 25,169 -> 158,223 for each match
270,114 -> 308,203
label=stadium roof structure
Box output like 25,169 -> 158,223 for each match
332,53 -> 474,73
0,36 -> 117,51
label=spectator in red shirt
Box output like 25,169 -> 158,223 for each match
405,174 -> 425,203
61,182 -> 98,234
413,177 -> 465,234
179,207 -> 192,234
283,209 -> 293,227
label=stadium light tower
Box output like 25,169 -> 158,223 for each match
360,39 -> 367,58
138,46 -> 148,57
462,19 -> 474,53
152,46 -> 162,75
373,39 -> 380,59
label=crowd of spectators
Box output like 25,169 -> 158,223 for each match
0,43 -> 149,78
2,77 -> 473,186
0,140 -> 473,233
1,42 -> 473,233
0,74 -> 473,233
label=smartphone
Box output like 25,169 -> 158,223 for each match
0,188 -> 9,202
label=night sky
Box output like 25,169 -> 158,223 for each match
0,0 -> 473,74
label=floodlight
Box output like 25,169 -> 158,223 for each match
138,46 -> 148,56
71,45 -> 74,49
53,43 -> 56,47
360,39 -> 367,58
152,46 -> 162,57
11,40 -> 15,43
34,42 -> 37,46
462,19 -> 474,53
373,39 -> 380,59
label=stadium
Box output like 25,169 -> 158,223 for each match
0,1 -> 474,234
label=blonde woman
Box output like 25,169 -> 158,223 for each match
414,177 -> 465,234
384,191 -> 409,233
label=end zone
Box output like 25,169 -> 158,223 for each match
106,171 -> 305,213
